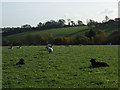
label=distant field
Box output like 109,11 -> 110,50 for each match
3,25 -> 118,42
2,45 -> 118,88
3,26 -> 89,41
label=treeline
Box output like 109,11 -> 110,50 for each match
3,29 -> 120,46
2,16 -> 120,45
3,16 -> 119,36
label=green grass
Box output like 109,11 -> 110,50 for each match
2,45 -> 118,88
3,25 -> 118,42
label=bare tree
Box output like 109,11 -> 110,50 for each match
77,20 -> 83,26
71,21 -> 75,26
37,22 -> 43,28
67,19 -> 71,26
105,16 -> 109,22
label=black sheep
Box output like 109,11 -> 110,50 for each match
90,58 -> 109,68
16,58 -> 25,65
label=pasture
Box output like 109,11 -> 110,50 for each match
3,25 -> 117,42
2,45 -> 118,88
3,26 -> 89,42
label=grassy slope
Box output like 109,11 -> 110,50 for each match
3,26 -> 89,41
3,25 -> 118,42
2,45 -> 118,88
94,25 -> 118,36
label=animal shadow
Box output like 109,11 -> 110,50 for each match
16,58 -> 25,65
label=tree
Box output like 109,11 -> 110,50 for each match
94,30 -> 106,44
54,37 -> 70,45
2,38 -> 10,46
21,24 -> 31,28
71,21 -> 75,26
22,35 -> 34,45
67,19 -> 71,26
45,33 -> 55,44
97,30 -> 106,37
87,19 -> 97,29
37,22 -> 43,28
44,20 -> 59,29
58,19 -> 65,27
107,30 -> 120,45
105,16 -> 109,22
85,29 -> 96,39
77,20 -> 83,26
72,35 -> 89,44
12,40 -> 23,46
34,34 -> 46,45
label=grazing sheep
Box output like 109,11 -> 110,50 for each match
47,44 -> 52,48
8,46 -> 13,49
90,58 -> 109,68
46,46 -> 53,53
66,45 -> 71,47
45,44 -> 53,53
48,47 -> 53,53
16,58 -> 25,65
107,43 -> 112,45
16,46 -> 21,49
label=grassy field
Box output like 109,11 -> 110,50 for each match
2,45 -> 118,88
3,25 -> 118,42
3,26 -> 89,41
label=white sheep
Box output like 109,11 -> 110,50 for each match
16,46 -> 21,49
47,44 -> 52,48
8,46 -> 13,49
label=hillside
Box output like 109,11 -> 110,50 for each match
3,26 -> 89,41
3,25 -> 118,42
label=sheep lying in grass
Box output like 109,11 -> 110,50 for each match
16,46 -> 21,49
45,46 -> 53,54
66,45 -> 71,47
16,58 -> 25,65
90,58 -> 109,68
79,44 -> 82,46
8,46 -> 13,49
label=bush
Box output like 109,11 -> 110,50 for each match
107,30 -> 120,45
22,35 -> 35,45
94,30 -> 106,44
72,35 -> 89,45
45,33 -> 56,44
34,34 -> 47,45
53,37 -> 70,45
2,38 -> 10,46
12,40 -> 24,46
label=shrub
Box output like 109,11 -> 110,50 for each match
53,37 -> 70,45
34,34 -> 46,45
12,40 -> 24,46
45,33 -> 56,44
2,38 -> 10,46
72,35 -> 89,45
107,30 -> 120,45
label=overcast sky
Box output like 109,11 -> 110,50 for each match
1,0 -> 119,27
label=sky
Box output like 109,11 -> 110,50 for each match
1,0 -> 119,27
